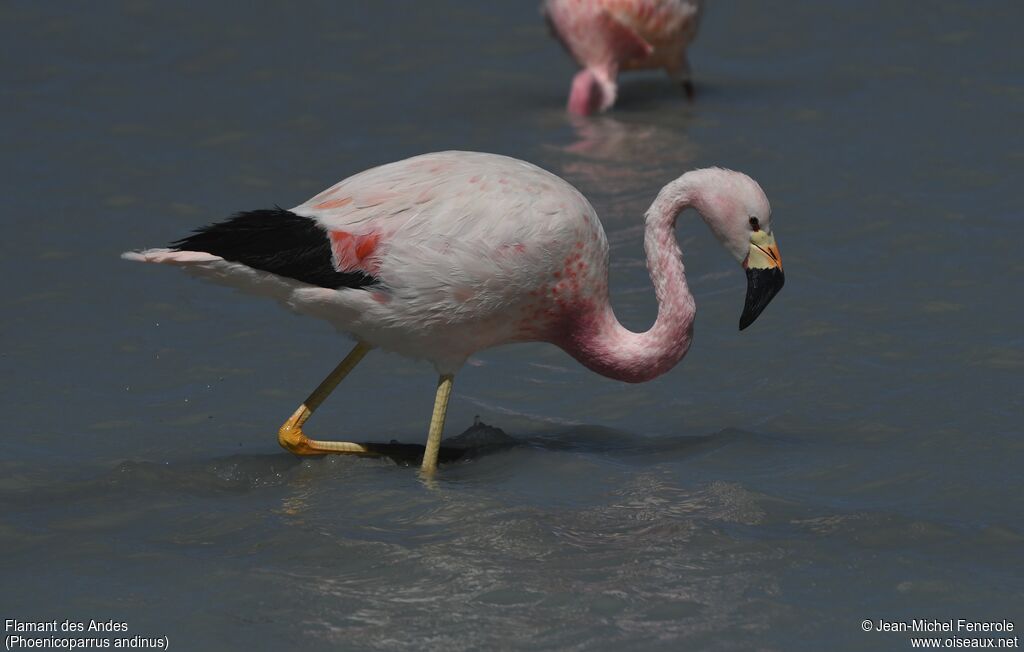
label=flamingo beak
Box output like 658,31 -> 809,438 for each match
739,231 -> 784,330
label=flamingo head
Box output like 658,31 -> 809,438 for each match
738,218 -> 784,330
687,169 -> 785,330
568,69 -> 617,116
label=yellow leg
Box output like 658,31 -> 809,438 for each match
278,342 -> 374,455
420,374 -> 454,475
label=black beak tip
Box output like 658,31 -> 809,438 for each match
739,268 -> 784,331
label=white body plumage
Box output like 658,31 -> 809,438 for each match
127,152 -> 610,373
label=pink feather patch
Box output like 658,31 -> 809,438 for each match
594,10 -> 654,61
329,231 -> 381,274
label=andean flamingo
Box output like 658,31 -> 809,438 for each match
124,151 -> 783,474
544,0 -> 703,115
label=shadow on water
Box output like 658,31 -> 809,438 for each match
282,420 -> 766,469
526,424 -> 745,457
0,420 -> 765,505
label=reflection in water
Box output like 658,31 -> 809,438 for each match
259,468 -> 785,649
278,476 -> 314,521
548,115 -> 698,207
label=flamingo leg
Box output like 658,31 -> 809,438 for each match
420,374 -> 455,475
278,342 -> 374,455
666,54 -> 695,101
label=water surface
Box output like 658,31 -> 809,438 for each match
1,1 -> 1022,650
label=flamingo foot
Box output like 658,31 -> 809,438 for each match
273,342 -> 457,473
278,418 -> 373,456
277,342 -> 376,456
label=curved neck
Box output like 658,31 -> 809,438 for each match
563,181 -> 697,383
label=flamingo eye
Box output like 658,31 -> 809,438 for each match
749,216 -> 760,231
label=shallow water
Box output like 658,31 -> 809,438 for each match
2,1 -> 1022,650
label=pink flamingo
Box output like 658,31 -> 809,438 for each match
124,151 -> 783,474
544,0 -> 703,114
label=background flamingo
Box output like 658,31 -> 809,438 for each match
545,0 -> 703,114
123,151 -> 783,474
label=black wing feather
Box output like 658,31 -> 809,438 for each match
170,208 -> 377,290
